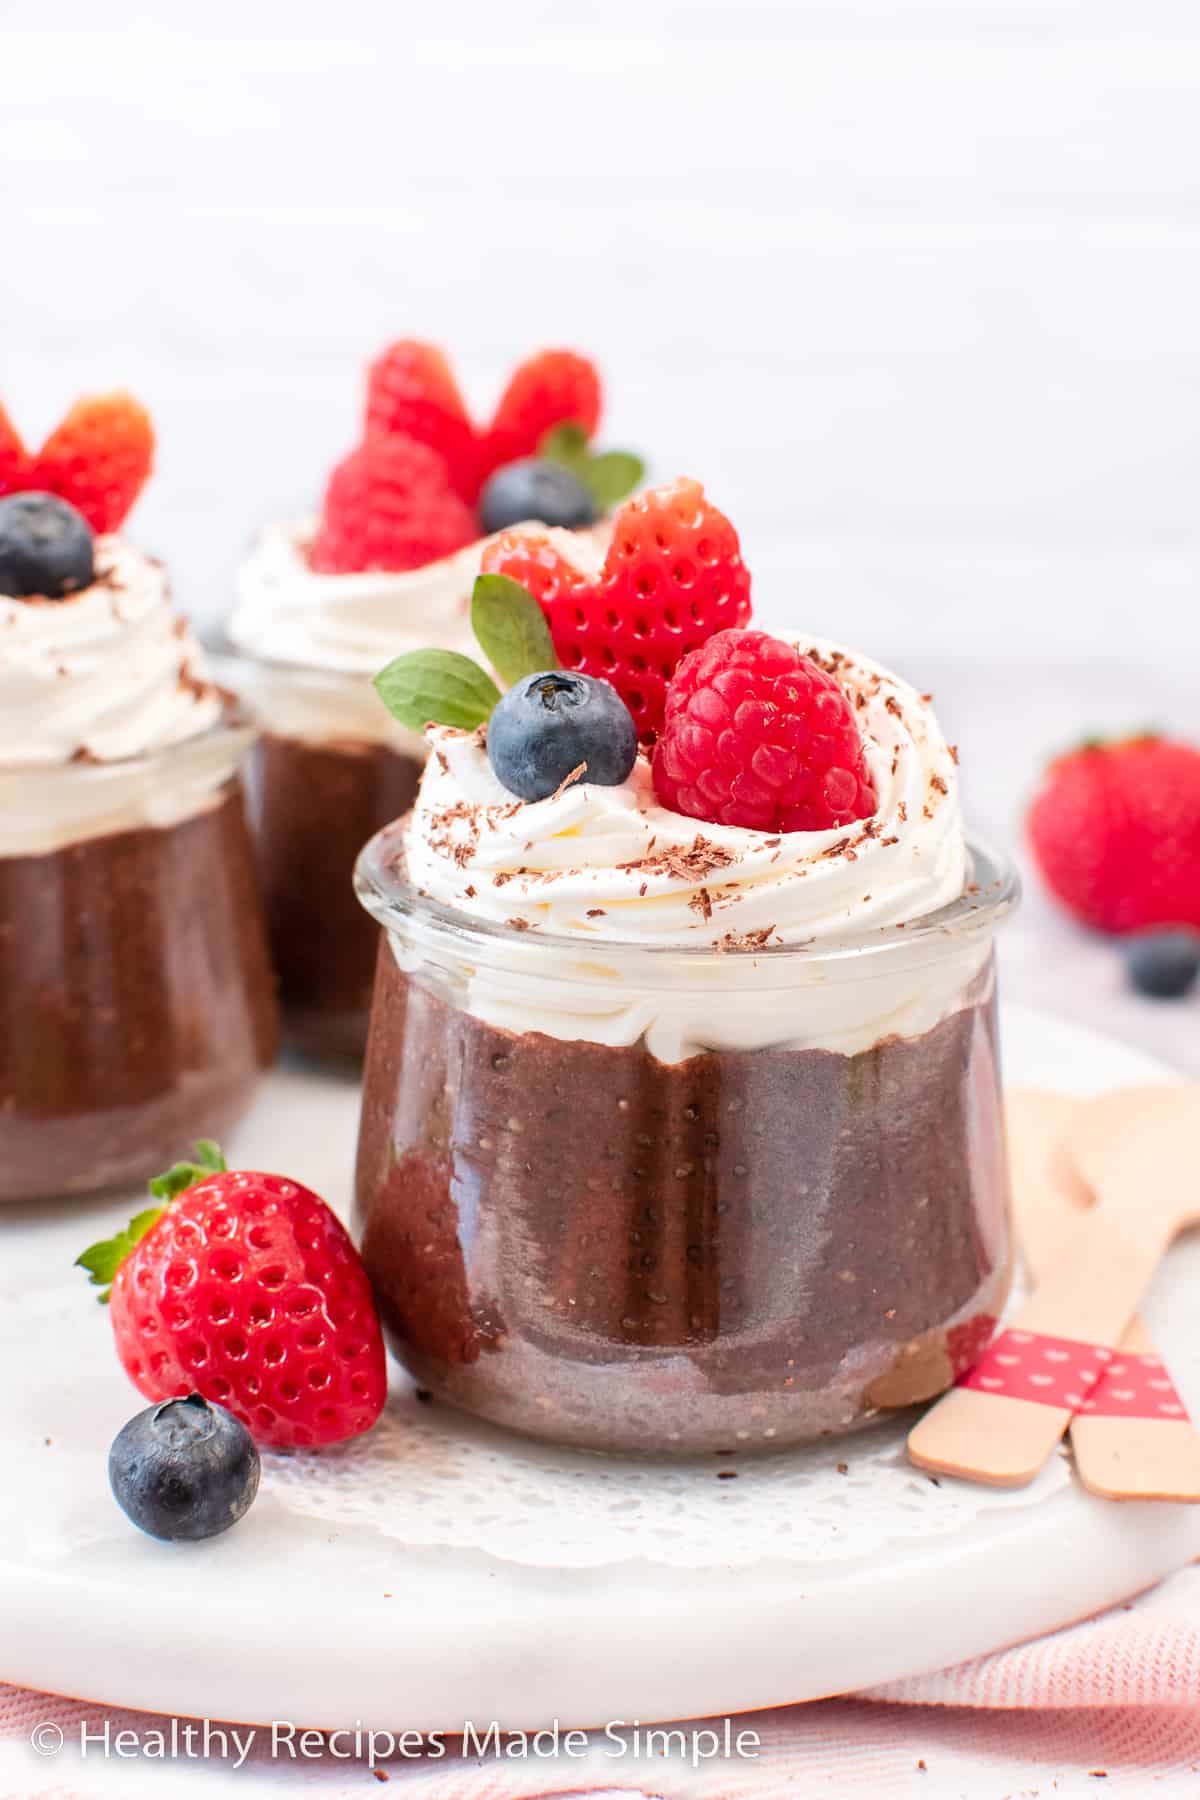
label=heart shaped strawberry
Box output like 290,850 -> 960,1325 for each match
478,349 -> 603,484
0,391 -> 155,534
480,477 -> 753,741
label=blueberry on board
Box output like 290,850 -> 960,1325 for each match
479,459 -> 598,535
487,670 -> 637,802
0,493 -> 95,599
109,1393 -> 260,1541
1124,930 -> 1200,1000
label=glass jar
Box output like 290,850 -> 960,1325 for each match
353,825 -> 1019,1455
0,716 -> 279,1204
225,653 -> 424,1066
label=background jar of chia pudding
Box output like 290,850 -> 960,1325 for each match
0,713 -> 279,1205
227,650 -> 425,1066
353,828 -> 1019,1457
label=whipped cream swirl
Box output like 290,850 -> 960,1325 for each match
0,538 -> 241,856
392,638 -> 987,1061
228,521 -> 608,748
0,537 -> 222,768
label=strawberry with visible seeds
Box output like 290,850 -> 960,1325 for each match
311,432 -> 478,575
482,477 -> 752,741
365,340 -> 482,501
30,391 -> 154,534
480,350 -> 602,482
1028,735 -> 1200,933
77,1141 -> 387,1449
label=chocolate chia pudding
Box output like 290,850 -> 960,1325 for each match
351,613 -> 1018,1453
356,937 -> 1011,1452
0,512 -> 279,1205
0,779 -> 278,1203
245,732 -> 420,1063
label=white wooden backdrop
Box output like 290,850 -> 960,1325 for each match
4,0 -> 1199,1068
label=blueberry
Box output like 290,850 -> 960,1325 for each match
0,492 -> 95,600
479,459 -> 598,535
109,1393 -> 260,1541
487,670 -> 637,802
1124,930 -> 1200,1000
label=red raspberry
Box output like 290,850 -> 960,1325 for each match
480,349 -> 602,479
482,478 -> 752,741
365,339 -> 482,501
29,391 -> 155,534
78,1144 -> 387,1450
1028,736 -> 1200,932
0,402 -> 30,494
310,432 -> 478,575
653,629 -> 878,833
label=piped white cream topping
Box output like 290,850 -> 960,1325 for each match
0,537 -> 222,768
391,637 -> 984,1060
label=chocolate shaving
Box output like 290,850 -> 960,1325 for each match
586,908 -> 606,918
507,917 -> 532,931
689,886 -> 713,921
716,925 -> 779,952
930,774 -> 948,795
620,833 -> 736,883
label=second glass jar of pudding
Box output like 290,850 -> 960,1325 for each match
231,652 -> 426,1064
353,830 -> 1018,1456
0,715 -> 279,1205
225,523 -> 495,1065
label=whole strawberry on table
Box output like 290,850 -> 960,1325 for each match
1028,734 -> 1200,1000
78,1143 -> 387,1539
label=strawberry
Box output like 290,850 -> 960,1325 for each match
0,402 -> 30,494
29,391 -> 154,534
365,339 -> 482,501
481,477 -> 752,740
480,349 -> 602,480
311,431 -> 478,575
1027,735 -> 1200,933
479,527 -> 592,608
77,1142 -> 387,1449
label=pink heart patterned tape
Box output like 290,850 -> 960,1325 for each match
957,1328 -> 1190,1421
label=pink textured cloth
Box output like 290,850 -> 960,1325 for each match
2,1568 -> 1198,1797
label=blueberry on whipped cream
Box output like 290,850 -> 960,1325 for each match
0,493 -> 95,599
486,670 -> 637,801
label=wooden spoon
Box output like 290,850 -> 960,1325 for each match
909,1084 -> 1200,1487
1008,1088 -> 1200,1502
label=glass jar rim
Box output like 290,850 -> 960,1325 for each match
355,820 -> 1019,982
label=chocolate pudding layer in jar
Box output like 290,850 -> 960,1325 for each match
227,522 -> 602,1063
353,639 -> 1018,1455
0,536 -> 278,1204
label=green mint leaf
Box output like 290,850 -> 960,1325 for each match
374,650 -> 502,733
540,425 -> 643,511
470,574 -> 559,687
580,450 -> 644,510
75,1206 -> 165,1304
539,422 -> 591,470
